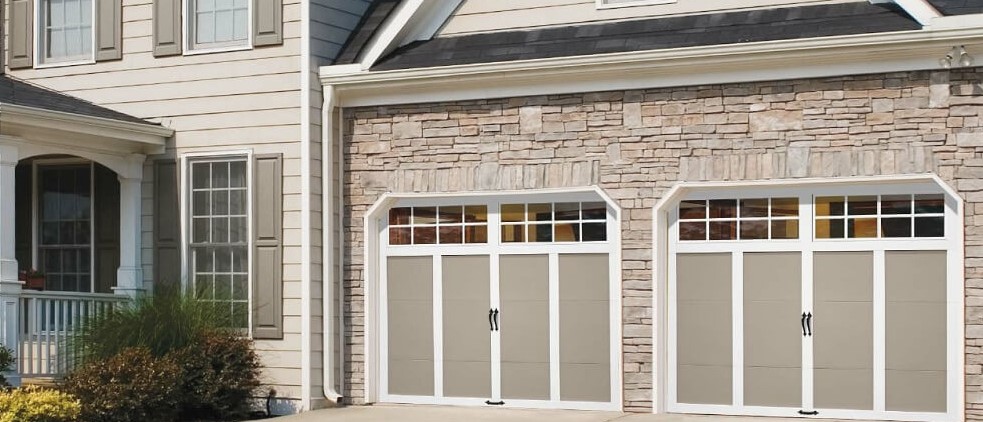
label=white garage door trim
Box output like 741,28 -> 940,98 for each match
652,174 -> 965,422
363,186 -> 623,411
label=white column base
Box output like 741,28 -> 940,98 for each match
113,266 -> 145,299
0,259 -> 22,387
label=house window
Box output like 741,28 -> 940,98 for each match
678,198 -> 800,241
189,158 -> 250,329
188,0 -> 250,51
38,0 -> 95,64
37,164 -> 93,292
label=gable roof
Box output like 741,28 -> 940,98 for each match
0,75 -> 154,126
335,0 -> 402,65
928,0 -> 983,15
371,1 -> 923,71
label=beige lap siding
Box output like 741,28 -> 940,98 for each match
342,68 -> 983,413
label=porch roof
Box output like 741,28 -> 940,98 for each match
0,75 -> 151,125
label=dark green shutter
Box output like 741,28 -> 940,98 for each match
252,154 -> 283,339
252,0 -> 282,46
94,164 -> 121,294
95,0 -> 123,61
8,0 -> 33,69
153,0 -> 183,56
15,164 -> 32,272
154,160 -> 182,294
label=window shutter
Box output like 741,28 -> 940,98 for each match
154,160 -> 182,294
95,0 -> 123,61
94,164 -> 121,294
8,0 -> 33,69
153,0 -> 183,57
252,0 -> 282,47
252,154 -> 283,339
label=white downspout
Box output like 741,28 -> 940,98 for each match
322,85 -> 344,403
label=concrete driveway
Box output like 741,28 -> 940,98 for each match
273,405 -> 870,422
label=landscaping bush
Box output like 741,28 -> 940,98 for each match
75,292 -> 232,362
0,385 -> 81,422
0,344 -> 14,387
63,348 -> 182,422
170,330 -> 262,420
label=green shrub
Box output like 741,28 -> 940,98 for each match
0,386 -> 81,422
170,330 -> 262,420
75,292 -> 232,362
63,348 -> 182,422
0,344 -> 14,387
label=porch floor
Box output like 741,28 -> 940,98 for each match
273,404 -> 887,422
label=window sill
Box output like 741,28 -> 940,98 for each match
34,58 -> 96,69
183,44 -> 253,56
596,0 -> 676,9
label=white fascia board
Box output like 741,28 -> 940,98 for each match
871,0 -> 942,26
321,26 -> 983,107
932,14 -> 983,30
0,103 -> 173,147
356,0 -> 463,70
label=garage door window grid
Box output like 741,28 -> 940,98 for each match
500,202 -> 607,243
678,197 -> 799,241
388,205 -> 489,245
814,194 -> 944,239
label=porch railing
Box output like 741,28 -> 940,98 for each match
18,291 -> 130,378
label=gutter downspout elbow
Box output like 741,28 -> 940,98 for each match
322,84 -> 344,405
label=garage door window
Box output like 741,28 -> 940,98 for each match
815,194 -> 944,239
501,202 -> 607,243
388,205 -> 488,245
678,197 -> 799,241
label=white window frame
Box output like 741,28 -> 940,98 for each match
179,150 -> 254,333
653,175 -> 965,422
34,0 -> 97,68
596,0 -> 676,10
365,186 -> 624,411
31,158 -> 97,294
182,0 -> 253,55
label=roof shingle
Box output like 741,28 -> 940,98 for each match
0,75 -> 154,125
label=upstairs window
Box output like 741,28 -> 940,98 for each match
188,0 -> 250,51
39,0 -> 95,64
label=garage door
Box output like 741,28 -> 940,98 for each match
667,183 -> 961,421
380,193 -> 621,411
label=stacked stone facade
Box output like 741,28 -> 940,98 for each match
342,68 -> 983,415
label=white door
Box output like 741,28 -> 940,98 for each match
379,194 -> 622,411
667,185 -> 962,422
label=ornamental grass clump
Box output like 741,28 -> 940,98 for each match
0,385 -> 82,422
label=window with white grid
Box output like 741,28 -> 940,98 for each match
190,158 -> 249,329
189,0 -> 249,50
39,0 -> 94,63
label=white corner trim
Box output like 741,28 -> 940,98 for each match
300,0 -> 313,410
321,26 -> 983,107
872,0 -> 942,26
0,103 -> 173,146
357,0 -> 463,70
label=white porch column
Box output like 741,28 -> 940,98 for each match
0,145 -> 21,386
114,156 -> 146,299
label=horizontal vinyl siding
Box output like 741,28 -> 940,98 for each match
311,0 -> 370,64
440,0 -> 852,36
4,0 -> 306,400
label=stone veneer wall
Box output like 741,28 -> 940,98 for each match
342,68 -> 983,415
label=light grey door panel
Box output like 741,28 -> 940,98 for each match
559,254 -> 611,403
676,253 -> 732,405
744,252 -> 801,408
886,250 -> 947,413
500,254 -> 550,401
813,252 -> 874,410
442,255 -> 492,399
387,256 -> 434,396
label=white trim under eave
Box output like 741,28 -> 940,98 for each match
320,25 -> 983,107
0,103 -> 173,150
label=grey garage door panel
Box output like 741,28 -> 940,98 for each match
387,256 -> 434,397
814,251 -> 873,411
500,254 -> 550,401
886,251 -> 947,413
560,254 -> 610,403
744,252 -> 801,409
443,255 -> 492,399
676,253 -> 732,405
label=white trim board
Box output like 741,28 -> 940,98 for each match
321,26 -> 983,107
